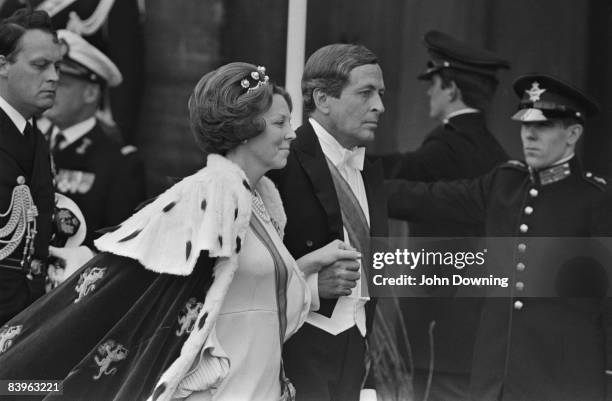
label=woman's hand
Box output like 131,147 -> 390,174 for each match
296,239 -> 361,277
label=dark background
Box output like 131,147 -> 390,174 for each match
2,0 -> 611,193
142,0 -> 612,194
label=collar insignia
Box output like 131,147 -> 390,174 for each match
538,162 -> 571,186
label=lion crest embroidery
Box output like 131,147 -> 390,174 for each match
0,325 -> 22,354
93,339 -> 128,380
74,266 -> 107,303
176,297 -> 204,336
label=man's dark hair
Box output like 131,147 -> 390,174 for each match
437,68 -> 498,112
0,9 -> 55,62
302,44 -> 378,115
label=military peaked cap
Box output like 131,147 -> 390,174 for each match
511,74 -> 599,123
418,30 -> 510,81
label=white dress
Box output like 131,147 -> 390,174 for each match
179,212 -> 311,401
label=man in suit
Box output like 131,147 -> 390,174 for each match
43,29 -> 146,246
0,9 -> 62,324
378,31 -> 509,400
386,74 -> 612,401
270,44 -> 388,401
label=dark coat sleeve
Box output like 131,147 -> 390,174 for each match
31,131 -> 55,259
385,170 -> 496,226
379,131 -> 462,181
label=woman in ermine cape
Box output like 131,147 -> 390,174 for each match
0,62 -> 360,401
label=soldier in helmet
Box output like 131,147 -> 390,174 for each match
386,74 -> 612,400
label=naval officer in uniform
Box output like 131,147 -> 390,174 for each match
386,74 -> 612,401
43,29 -> 146,246
0,9 -> 61,324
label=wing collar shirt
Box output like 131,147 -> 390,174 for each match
309,117 -> 370,336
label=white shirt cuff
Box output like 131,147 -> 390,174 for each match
306,271 -> 320,311
360,388 -> 377,401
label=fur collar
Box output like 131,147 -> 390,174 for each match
94,154 -> 289,401
95,154 -> 286,275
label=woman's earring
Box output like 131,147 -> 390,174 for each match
242,139 -> 248,145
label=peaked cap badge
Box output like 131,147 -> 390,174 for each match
526,81 -> 546,102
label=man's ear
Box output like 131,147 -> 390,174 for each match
447,80 -> 460,102
566,123 -> 583,146
0,55 -> 10,78
82,82 -> 101,105
312,88 -> 331,114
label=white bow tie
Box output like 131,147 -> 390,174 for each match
337,147 -> 365,171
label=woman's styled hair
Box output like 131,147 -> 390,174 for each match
301,44 -> 378,115
188,62 -> 292,155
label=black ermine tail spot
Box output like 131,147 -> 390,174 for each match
242,180 -> 251,191
198,312 -> 208,330
162,201 -> 176,212
152,383 -> 166,401
96,224 -> 121,234
234,208 -> 238,220
218,235 -> 223,247
186,241 -> 192,260
236,237 -> 241,253
201,199 -> 207,210
119,229 -> 141,242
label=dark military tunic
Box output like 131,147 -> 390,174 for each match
0,109 -> 54,324
386,157 -> 612,401
379,111 -> 508,398
53,122 -> 146,245
381,112 -> 508,187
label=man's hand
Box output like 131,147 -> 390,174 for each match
318,256 -> 361,299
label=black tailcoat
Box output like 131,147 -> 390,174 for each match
268,121 -> 388,400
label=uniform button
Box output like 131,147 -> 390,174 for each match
517,243 -> 527,253
16,176 -> 25,185
524,206 -> 533,215
529,188 -> 538,197
586,171 -> 593,178
519,224 -> 528,233
306,240 -> 313,247
514,300 -> 524,310
516,281 -> 525,291
516,262 -> 525,271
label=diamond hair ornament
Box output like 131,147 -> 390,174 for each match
241,65 -> 270,93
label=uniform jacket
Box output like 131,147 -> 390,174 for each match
0,155 -> 288,401
269,121 -> 388,331
386,157 -> 612,401
381,111 -> 508,236
53,121 -> 146,245
0,109 -> 54,324
0,109 -> 54,260
379,112 -> 508,376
